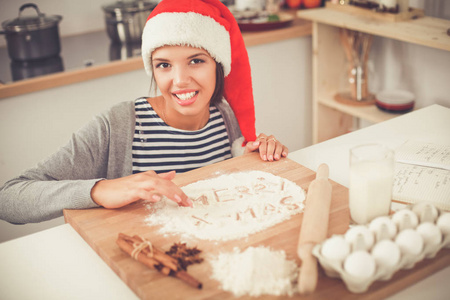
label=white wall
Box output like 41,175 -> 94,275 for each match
370,39 -> 450,109
250,38 -> 312,150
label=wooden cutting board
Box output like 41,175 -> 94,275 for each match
64,153 -> 450,300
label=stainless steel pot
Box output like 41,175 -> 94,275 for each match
109,42 -> 142,61
103,0 -> 157,44
1,3 -> 62,61
10,55 -> 64,81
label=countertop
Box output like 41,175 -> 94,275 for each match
0,104 -> 449,299
0,16 -> 311,99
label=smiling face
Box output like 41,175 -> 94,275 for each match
151,45 -> 217,130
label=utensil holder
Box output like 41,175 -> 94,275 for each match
335,28 -> 375,106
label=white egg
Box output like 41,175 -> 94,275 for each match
392,209 -> 419,230
412,202 -> 439,223
321,236 -> 351,261
372,240 -> 401,268
395,229 -> 424,256
344,251 -> 376,279
369,216 -> 397,240
345,225 -> 375,251
437,213 -> 450,236
416,222 -> 442,246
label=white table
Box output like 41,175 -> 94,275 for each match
1,104 -> 449,299
289,104 -> 450,300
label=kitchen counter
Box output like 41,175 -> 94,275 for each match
0,17 -> 311,99
0,104 -> 449,299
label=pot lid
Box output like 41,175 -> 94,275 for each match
103,0 -> 157,14
2,3 -> 62,33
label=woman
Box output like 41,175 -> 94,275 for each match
0,0 -> 288,224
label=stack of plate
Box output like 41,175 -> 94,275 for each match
375,90 -> 415,113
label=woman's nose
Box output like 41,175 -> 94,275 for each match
173,66 -> 190,86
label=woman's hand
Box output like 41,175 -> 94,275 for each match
90,170 -> 193,209
244,134 -> 289,162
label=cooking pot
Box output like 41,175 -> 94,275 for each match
109,41 -> 142,61
10,55 -> 64,81
103,0 -> 157,44
1,3 -> 62,61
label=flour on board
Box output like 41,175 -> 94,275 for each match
145,171 -> 306,241
210,246 -> 299,297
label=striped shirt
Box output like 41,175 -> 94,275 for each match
132,98 -> 232,174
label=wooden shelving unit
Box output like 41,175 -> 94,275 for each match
298,7 -> 450,143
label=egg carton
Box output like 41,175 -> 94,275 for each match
312,202 -> 450,293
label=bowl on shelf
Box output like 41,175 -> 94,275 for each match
375,89 -> 415,114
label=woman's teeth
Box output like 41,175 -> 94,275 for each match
175,91 -> 197,101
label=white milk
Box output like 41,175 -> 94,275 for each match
349,161 -> 394,224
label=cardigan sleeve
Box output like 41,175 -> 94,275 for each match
215,99 -> 243,145
0,109 -> 113,224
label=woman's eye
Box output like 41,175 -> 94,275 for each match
156,62 -> 170,69
190,58 -> 204,65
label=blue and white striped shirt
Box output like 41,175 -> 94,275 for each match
132,98 -> 232,174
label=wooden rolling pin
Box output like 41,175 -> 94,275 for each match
297,163 -> 332,294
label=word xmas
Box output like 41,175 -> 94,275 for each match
188,177 -> 302,226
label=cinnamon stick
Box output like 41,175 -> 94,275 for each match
175,270 -> 203,289
116,233 -> 202,289
121,234 -> 179,271
116,236 -> 173,275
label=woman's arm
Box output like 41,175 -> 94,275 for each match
0,101 -> 192,224
0,113 -> 111,224
91,170 -> 192,208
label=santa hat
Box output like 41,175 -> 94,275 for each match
141,0 -> 256,144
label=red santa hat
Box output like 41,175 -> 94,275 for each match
141,0 -> 256,144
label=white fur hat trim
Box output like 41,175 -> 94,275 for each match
231,136 -> 246,157
141,12 -> 232,76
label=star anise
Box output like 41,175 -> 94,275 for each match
166,242 -> 204,271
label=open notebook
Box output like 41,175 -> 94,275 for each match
392,140 -> 450,210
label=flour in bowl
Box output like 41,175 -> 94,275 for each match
210,246 -> 299,297
145,170 -> 305,241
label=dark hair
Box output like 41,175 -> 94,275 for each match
210,61 -> 225,105
149,60 -> 225,105
149,69 -> 157,97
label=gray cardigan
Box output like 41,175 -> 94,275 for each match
0,99 -> 242,224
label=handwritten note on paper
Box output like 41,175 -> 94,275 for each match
392,163 -> 450,210
395,140 -> 450,170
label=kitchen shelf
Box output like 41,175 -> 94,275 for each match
0,16 -> 311,99
299,7 -> 450,51
318,94 -> 397,124
298,7 -> 450,143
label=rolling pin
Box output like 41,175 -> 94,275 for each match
297,163 -> 332,294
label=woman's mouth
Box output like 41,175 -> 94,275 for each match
173,91 -> 198,106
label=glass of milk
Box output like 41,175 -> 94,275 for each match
349,144 -> 394,225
